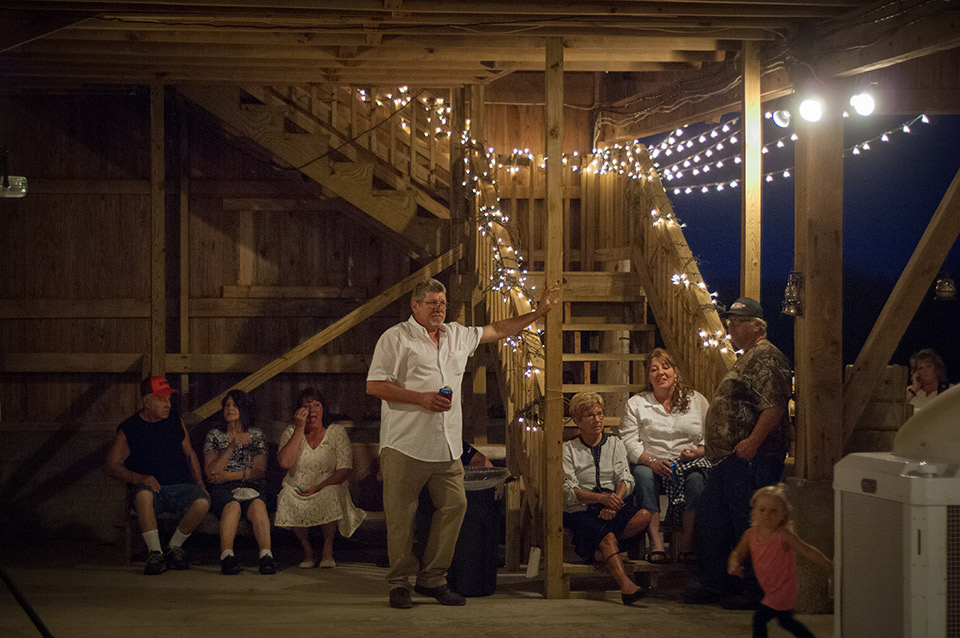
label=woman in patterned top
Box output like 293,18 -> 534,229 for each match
275,387 -> 365,569
204,389 -> 275,575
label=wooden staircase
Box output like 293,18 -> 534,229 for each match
177,84 -> 450,259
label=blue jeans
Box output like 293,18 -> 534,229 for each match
133,483 -> 209,519
630,463 -> 707,515
692,455 -> 784,596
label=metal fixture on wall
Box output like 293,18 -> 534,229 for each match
0,145 -> 28,199
782,271 -> 803,316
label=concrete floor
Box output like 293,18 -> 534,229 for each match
0,537 -> 833,638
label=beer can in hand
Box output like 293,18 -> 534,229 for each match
439,385 -> 453,400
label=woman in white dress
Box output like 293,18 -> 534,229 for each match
275,388 -> 365,568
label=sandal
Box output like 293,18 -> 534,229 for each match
677,550 -> 698,565
645,550 -> 671,564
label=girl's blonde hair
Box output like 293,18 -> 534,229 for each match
750,483 -> 794,532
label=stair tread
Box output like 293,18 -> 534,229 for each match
563,323 -> 654,331
562,353 -> 649,361
562,384 -> 644,393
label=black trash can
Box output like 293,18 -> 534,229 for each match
447,468 -> 509,597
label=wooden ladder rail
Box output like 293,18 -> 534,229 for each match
625,149 -> 735,400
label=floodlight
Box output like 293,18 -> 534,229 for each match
772,110 -> 791,128
798,98 -> 824,123
849,91 -> 875,116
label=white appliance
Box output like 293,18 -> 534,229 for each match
834,452 -> 960,638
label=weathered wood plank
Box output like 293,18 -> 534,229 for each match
527,271 -> 642,302
562,384 -> 645,393
0,353 -> 144,373
185,244 -> 464,423
562,322 -> 654,332
562,353 -> 649,362
793,90 -> 844,480
543,36 -> 566,601
149,83 -> 166,376
221,285 -> 366,299
740,40 -> 761,299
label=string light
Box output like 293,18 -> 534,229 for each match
668,114 -> 929,195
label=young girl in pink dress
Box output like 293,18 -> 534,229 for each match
728,484 -> 833,638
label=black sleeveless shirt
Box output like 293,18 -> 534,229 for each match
118,412 -> 194,485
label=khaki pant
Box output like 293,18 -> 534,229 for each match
381,446 -> 467,589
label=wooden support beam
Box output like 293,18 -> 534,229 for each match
0,353 -> 368,374
221,285 -> 366,299
0,353 -> 145,373
793,85 -> 844,480
185,244 -> 464,424
150,83 -> 166,377
0,10 -> 92,53
740,40 -> 762,300
178,96 -> 191,398
842,167 -> 960,441
814,0 -> 960,78
543,36 -> 567,600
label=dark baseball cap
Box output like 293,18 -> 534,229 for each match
721,297 -> 764,320
140,376 -> 178,398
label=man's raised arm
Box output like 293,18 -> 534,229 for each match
480,283 -> 560,345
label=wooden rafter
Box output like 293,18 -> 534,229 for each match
0,0 -> 870,92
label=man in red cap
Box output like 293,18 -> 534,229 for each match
105,376 -> 209,574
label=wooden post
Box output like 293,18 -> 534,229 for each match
793,84 -> 844,480
408,90 -> 417,181
842,168 -> 960,440
350,86 -> 358,141
178,97 -> 190,398
469,83 -> 485,154
449,87 -> 469,324
150,83 -> 166,377
543,36 -> 567,600
740,41 -> 762,300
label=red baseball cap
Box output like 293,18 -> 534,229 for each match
140,376 -> 178,398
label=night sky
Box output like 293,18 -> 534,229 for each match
651,113 -> 960,382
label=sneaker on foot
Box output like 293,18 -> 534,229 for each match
318,558 -> 336,569
389,587 -> 413,609
258,555 -> 277,575
413,584 -> 466,606
144,551 -> 167,575
220,554 -> 242,575
164,546 -> 190,570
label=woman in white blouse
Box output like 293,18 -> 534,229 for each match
619,348 -> 710,564
562,392 -> 649,605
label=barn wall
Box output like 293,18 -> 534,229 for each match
0,90 -> 414,541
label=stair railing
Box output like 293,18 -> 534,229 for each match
622,146 -> 736,399
272,85 -> 452,197
465,136 -> 549,520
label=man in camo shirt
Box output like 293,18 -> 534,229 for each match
685,297 -> 792,608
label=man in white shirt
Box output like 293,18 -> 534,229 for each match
367,277 -> 558,609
